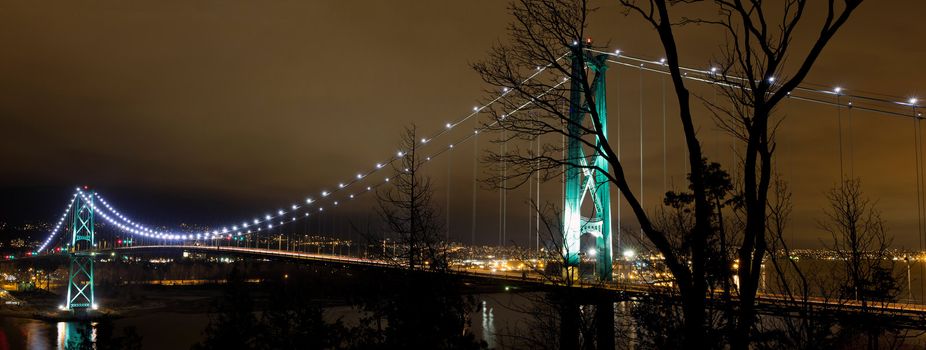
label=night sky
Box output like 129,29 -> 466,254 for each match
1,1 -> 924,248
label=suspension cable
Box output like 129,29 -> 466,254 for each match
837,93 -> 845,182
639,63 -> 645,214
472,124 -> 478,246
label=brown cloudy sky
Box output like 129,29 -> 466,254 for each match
1,1 -> 924,248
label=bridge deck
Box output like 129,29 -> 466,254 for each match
18,244 -> 926,326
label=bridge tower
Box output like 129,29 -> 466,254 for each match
563,47 -> 613,281
65,191 -> 96,312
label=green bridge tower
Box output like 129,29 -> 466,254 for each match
65,190 -> 96,312
563,47 -> 613,281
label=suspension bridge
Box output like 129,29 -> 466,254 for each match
6,45 -> 926,322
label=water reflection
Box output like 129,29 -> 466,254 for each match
481,300 -> 495,348
0,319 -> 99,350
58,322 -> 96,350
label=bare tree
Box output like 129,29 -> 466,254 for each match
475,0 -> 863,347
377,125 -> 448,271
820,178 -> 901,349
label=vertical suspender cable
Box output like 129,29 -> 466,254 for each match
639,64 -> 644,216
447,146 -> 451,243
528,138 -> 533,249
913,110 -> 923,301
503,130 -> 508,246
837,94 -> 845,182
536,135 -> 541,251
498,129 -> 505,246
473,127 -> 478,246
847,99 -> 855,178
662,73 -> 667,194
916,107 -> 925,301
616,66 -> 622,255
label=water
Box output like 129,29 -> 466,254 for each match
0,294 -> 519,350
0,314 -> 208,350
4,258 -> 926,349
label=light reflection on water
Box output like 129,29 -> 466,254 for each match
481,299 -> 496,348
0,319 -> 96,350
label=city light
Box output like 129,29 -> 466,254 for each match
623,249 -> 635,259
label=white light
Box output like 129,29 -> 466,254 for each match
349,194 -> 354,198
376,163 -> 383,169
910,98 -> 919,105
385,177 -> 390,182
623,249 -> 635,259
339,183 -> 345,188
322,191 -> 330,197
421,138 -> 428,144
366,186 -> 371,190
397,151 -> 404,157
659,58 -> 666,65
473,106 -> 479,112
265,214 -> 272,220
587,248 -> 597,257
834,87 -> 843,94
446,123 -> 453,128
449,144 -> 454,149
91,303 -> 98,310
614,49 -> 621,55
768,76 -> 776,83
474,130 -> 479,134
291,204 -> 298,210
277,209 -> 284,215
710,67 -> 718,74
306,198 -> 314,204
572,40 -> 578,46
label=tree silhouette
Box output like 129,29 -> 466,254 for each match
376,125 -> 448,271
475,0 -> 864,347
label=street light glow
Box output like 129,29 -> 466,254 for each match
623,249 -> 635,259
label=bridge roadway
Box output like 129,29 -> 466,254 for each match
25,244 -> 926,328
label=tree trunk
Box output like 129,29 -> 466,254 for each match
595,301 -> 615,350
560,301 -> 580,350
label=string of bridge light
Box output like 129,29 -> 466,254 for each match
41,46 -> 917,249
586,48 -> 922,119
35,191 -> 80,253
57,77 -> 570,245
